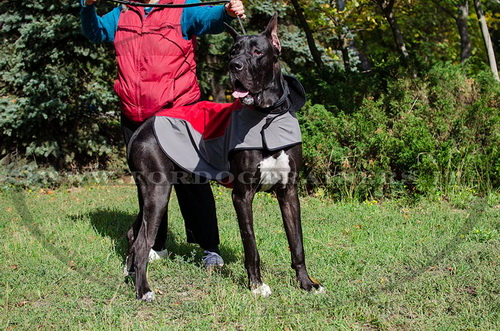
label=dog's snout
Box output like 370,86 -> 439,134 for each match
230,59 -> 244,72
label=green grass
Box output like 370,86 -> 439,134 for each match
1,184 -> 498,330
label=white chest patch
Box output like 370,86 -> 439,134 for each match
258,151 -> 291,191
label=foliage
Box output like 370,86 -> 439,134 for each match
0,0 -> 121,169
0,0 -> 499,199
298,63 -> 499,200
278,0 -> 499,72
196,33 -> 234,102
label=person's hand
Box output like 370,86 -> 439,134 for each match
225,0 -> 246,19
85,0 -> 98,6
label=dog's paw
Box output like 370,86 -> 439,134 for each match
123,265 -> 135,277
123,256 -> 136,276
148,248 -> 169,262
140,291 -> 155,302
314,286 -> 326,294
251,283 -> 272,297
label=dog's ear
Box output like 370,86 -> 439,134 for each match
263,13 -> 281,54
224,22 -> 241,40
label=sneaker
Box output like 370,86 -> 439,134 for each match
148,248 -> 169,262
202,250 -> 224,269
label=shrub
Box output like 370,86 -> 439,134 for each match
298,63 -> 499,200
0,1 -> 121,170
299,100 -> 398,201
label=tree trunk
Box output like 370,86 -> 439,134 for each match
352,39 -> 372,72
289,0 -> 323,69
336,0 -> 346,11
341,41 -> 351,72
473,0 -> 499,81
337,35 -> 372,72
456,0 -> 472,62
203,53 -> 227,103
374,0 -> 410,63
337,1 -> 372,72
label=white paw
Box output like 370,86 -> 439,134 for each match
123,256 -> 133,276
141,291 -> 155,302
148,248 -> 169,262
314,286 -> 326,294
251,283 -> 272,297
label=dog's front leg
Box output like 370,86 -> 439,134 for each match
276,184 -> 323,292
231,151 -> 271,297
232,186 -> 272,296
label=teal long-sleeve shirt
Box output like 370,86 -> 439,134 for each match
80,0 -> 233,43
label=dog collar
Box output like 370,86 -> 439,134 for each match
254,75 -> 306,115
254,82 -> 290,115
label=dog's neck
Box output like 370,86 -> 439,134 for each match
254,70 -> 289,113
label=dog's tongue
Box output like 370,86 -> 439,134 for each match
232,90 -> 249,99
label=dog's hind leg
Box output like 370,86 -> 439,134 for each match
124,188 -> 144,276
126,118 -> 174,301
131,181 -> 172,301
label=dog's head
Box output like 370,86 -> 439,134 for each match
226,14 -> 282,108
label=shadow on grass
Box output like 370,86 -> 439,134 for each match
86,209 -> 240,268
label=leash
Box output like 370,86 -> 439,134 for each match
236,15 -> 246,35
103,0 -> 229,8
102,0 -> 246,34
236,16 -> 247,36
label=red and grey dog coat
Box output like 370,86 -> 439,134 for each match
153,75 -> 306,184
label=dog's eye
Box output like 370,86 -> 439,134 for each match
253,50 -> 263,56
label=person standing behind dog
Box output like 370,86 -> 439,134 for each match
80,0 -> 245,268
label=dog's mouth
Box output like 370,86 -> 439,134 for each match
232,79 -> 250,99
232,79 -> 257,106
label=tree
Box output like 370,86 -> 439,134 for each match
0,1 -> 120,167
433,0 -> 473,63
473,0 -> 499,80
371,0 -> 410,63
289,0 -> 324,69
317,0 -> 373,72
456,0 -> 472,62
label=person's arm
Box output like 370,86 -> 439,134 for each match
80,0 -> 121,43
181,0 -> 245,38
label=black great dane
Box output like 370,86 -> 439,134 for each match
125,14 -> 323,301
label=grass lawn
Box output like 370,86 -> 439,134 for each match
1,183 -> 498,330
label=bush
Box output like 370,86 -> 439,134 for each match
299,99 -> 399,201
298,63 -> 500,200
0,1 -> 122,170
0,2 -> 497,200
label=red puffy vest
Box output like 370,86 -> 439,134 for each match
114,0 -> 200,124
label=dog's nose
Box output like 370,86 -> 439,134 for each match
230,59 -> 244,72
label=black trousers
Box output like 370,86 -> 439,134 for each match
121,114 -> 220,252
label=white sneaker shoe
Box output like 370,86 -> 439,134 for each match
202,250 -> 224,269
148,248 -> 169,262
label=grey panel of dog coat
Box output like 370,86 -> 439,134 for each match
153,106 -> 302,181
